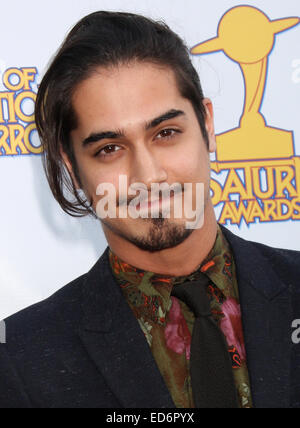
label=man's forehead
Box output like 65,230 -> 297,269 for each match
73,61 -> 179,96
76,61 -> 184,105
71,62 -> 191,136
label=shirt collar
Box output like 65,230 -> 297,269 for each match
109,224 -> 233,290
109,224 -> 236,325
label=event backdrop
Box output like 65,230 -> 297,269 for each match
0,0 -> 299,319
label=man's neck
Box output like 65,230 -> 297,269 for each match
104,202 -> 218,277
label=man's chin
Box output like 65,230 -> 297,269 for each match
101,216 -> 195,252
124,218 -> 194,252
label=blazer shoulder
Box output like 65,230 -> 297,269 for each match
222,223 -> 300,267
254,241 -> 300,287
221,225 -> 300,290
3,272 -> 86,342
251,239 -> 300,269
250,238 -> 299,256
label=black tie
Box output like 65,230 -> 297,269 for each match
171,276 -> 239,408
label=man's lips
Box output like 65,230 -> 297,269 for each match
136,194 -> 175,211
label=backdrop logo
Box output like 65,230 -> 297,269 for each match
0,67 -> 41,156
192,5 -> 300,226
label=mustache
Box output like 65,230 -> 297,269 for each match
117,185 -> 184,207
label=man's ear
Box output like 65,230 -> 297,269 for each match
203,98 -> 217,153
60,148 -> 81,190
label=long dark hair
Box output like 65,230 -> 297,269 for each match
35,11 -> 208,217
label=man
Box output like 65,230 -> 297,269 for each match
0,11 -> 299,408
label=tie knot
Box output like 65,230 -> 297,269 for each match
171,275 -> 212,318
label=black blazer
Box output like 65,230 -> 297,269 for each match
0,225 -> 300,408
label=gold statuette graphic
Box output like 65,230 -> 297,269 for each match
191,6 -> 300,162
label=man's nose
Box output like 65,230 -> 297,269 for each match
129,145 -> 168,188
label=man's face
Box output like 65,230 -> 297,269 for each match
68,61 -> 216,252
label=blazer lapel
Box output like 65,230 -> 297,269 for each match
78,249 -> 175,408
221,226 -> 293,408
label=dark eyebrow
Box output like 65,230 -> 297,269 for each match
145,109 -> 186,130
82,109 -> 186,147
82,131 -> 124,147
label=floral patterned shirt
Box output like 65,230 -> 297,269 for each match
109,225 -> 253,408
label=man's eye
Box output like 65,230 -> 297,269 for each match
156,129 -> 181,140
96,145 -> 121,157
